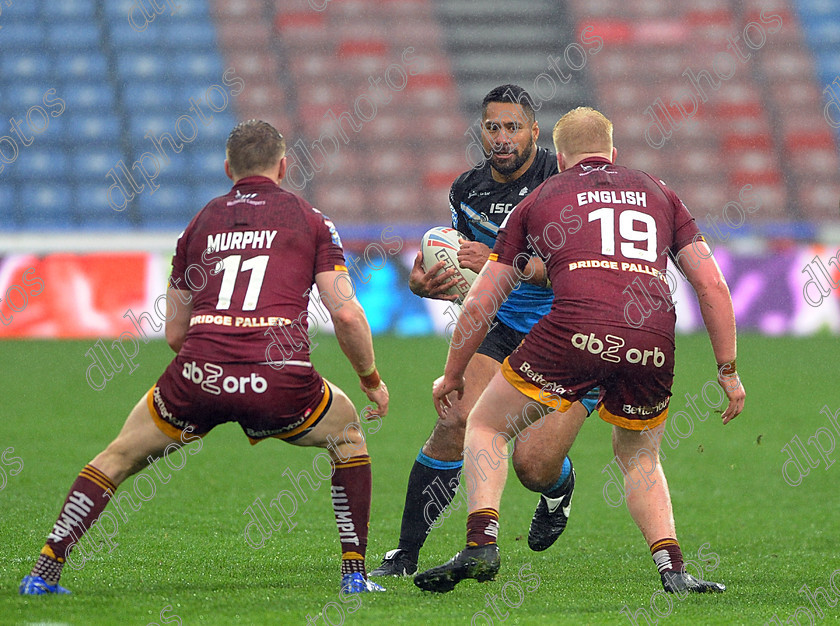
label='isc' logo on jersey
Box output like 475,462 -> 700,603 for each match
489,203 -> 513,214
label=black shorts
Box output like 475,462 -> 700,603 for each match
148,356 -> 333,444
476,317 -> 526,363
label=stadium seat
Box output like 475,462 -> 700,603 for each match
211,0 -> 264,19
53,53 -> 109,82
1,54 -> 51,81
14,150 -> 67,180
161,22 -> 219,50
18,184 -> 75,228
137,183 -> 196,228
47,22 -> 101,49
313,181 -> 368,222
123,81 -> 179,112
71,148 -> 125,181
173,52 -> 225,83
74,182 -> 130,228
216,17 -> 272,50
117,53 -> 169,80
189,149 -> 229,184
0,23 -> 46,48
109,20 -> 165,48
1,1 -> 40,19
50,0 -> 96,19
62,82 -> 116,112
0,185 -> 19,228
66,114 -> 122,146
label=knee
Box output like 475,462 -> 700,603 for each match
422,411 -> 468,460
512,453 -> 555,492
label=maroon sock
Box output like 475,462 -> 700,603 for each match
331,454 -> 371,576
31,464 -> 116,584
650,538 -> 685,574
466,508 -> 499,547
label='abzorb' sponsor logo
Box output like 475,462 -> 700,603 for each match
182,361 -> 267,394
571,332 -> 666,367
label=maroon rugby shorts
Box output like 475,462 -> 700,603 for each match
147,356 -> 332,444
501,324 -> 674,430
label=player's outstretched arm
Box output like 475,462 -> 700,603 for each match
165,288 -> 193,353
677,241 -> 745,424
315,270 -> 389,418
434,260 -> 518,415
408,250 -> 459,301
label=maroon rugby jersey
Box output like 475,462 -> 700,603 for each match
170,176 -> 346,363
493,157 -> 701,341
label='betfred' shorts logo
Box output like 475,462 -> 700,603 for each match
181,361 -> 267,395
518,361 -> 567,394
571,332 -> 665,368
623,397 -> 669,416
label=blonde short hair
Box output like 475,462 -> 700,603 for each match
552,107 -> 613,157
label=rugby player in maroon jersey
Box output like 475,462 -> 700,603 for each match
20,120 -> 389,596
415,107 -> 744,594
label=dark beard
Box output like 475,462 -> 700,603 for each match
491,141 -> 533,176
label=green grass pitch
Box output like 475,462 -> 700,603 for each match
1,333 -> 839,625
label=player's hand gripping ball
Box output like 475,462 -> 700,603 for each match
420,227 -> 479,301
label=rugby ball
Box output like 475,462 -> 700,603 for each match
420,226 -> 479,301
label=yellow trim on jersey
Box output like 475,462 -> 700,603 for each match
598,404 -> 669,430
500,358 -> 574,412
146,386 -> 187,441
335,264 -> 348,272
488,253 -> 499,262
275,382 -> 333,441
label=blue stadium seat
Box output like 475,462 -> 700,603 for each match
1,54 -> 51,81
71,148 -> 125,180
137,183 -> 195,228
190,149 -> 227,181
128,113 -> 174,143
816,52 -> 840,85
14,149 -> 68,179
47,0 -> 96,20
108,19 -> 164,48
103,0 -> 135,19
1,1 -> 40,19
809,19 -> 840,47
123,81 -> 179,111
18,183 -> 75,228
173,52 -> 224,83
64,114 -> 121,145
47,22 -> 101,49
161,22 -> 218,49
75,182 -> 132,227
0,184 -> 19,229
61,82 -> 116,112
53,53 -> 109,82
116,53 -> 168,80
0,23 -> 45,48
166,0 -> 211,19
2,83 -> 48,110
